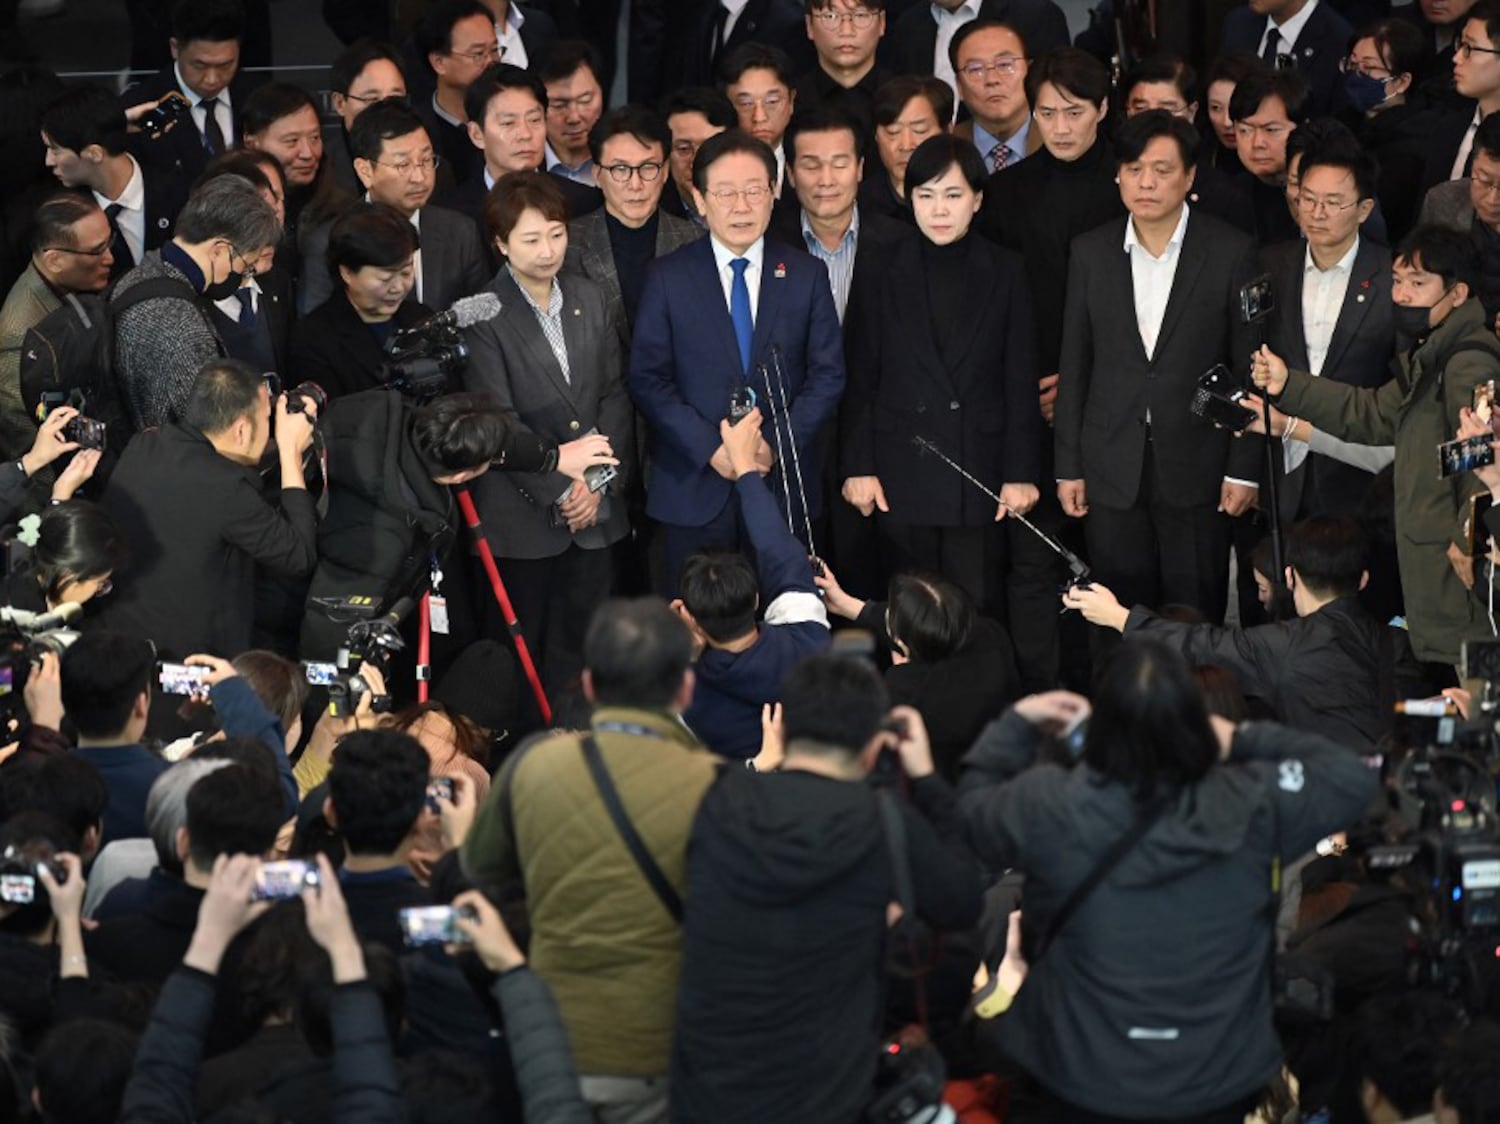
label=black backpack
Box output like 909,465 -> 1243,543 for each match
18,276 -> 198,445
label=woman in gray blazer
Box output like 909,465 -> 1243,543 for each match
463,172 -> 633,692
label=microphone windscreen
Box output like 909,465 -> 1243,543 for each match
449,292 -> 503,328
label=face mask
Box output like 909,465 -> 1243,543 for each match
201,246 -> 247,301
1392,301 -> 1435,345
1343,71 -> 1390,113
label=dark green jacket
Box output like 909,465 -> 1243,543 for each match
1276,298 -> 1500,663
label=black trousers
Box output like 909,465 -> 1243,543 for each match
492,544 -> 613,695
1084,445 -> 1231,625
877,519 -> 1006,617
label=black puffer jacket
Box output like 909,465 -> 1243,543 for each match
958,713 -> 1379,1119
300,389 -> 552,659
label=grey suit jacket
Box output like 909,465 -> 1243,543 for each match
461,268 -> 634,559
563,207 -> 703,352
297,203 -> 489,316
1418,179 -> 1475,233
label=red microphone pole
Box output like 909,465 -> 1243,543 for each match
454,487 -> 552,725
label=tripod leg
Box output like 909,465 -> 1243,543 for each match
455,489 -> 553,726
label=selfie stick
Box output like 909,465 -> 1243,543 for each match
911,435 -> 1090,584
454,488 -> 553,725
1244,275 -> 1285,586
760,344 -> 819,558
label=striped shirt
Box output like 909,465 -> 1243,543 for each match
800,207 -> 860,323
512,268 -> 572,384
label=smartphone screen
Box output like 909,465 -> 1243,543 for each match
399,905 -> 473,947
251,861 -> 319,902
157,662 -> 209,696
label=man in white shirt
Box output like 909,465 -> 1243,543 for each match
41,84 -> 184,281
1446,4 -> 1500,179
1219,0 -> 1353,116
1054,110 -> 1261,625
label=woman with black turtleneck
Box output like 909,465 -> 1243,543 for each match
840,134 -> 1043,617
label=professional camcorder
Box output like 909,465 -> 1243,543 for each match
306,595 -> 416,716
0,603 -> 83,728
380,293 -> 501,401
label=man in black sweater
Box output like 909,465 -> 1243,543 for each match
670,655 -> 983,1124
1064,516 -> 1425,750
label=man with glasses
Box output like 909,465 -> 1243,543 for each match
1395,0 -> 1481,110
1228,66 -> 1313,242
722,43 -> 799,195
659,87 -> 738,224
1421,113 -> 1500,326
794,0 -> 892,140
416,0 -> 502,185
298,99 -> 486,315
1251,141 -> 1395,533
0,195 -> 114,459
882,0 -> 1066,94
112,176 -> 281,431
949,21 -> 1042,170
1220,0 -> 1355,116
326,41 -> 408,195
630,130 -> 844,593
538,40 -> 607,186
1439,0 -> 1500,181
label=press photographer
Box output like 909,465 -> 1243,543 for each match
1251,224 -> 1500,670
98,358 -> 318,661
299,387 -> 617,679
957,640 -> 1379,1122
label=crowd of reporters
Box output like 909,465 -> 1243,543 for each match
5,0 -> 1500,1121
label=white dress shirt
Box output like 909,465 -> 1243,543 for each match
496,4 -> 528,70
931,0 -> 982,106
93,154 -> 146,264
174,65 -> 233,151
710,235 -> 763,323
720,0 -> 753,44
213,275 -> 262,322
1452,106 -> 1483,181
1123,203 -> 1190,361
1256,0 -> 1319,61
1288,238 -> 1358,472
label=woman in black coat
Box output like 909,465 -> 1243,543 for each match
840,133 -> 1043,615
286,201 -> 432,400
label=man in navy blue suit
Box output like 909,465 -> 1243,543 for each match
1220,0 -> 1354,117
630,130 -> 845,594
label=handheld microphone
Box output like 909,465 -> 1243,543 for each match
0,602 -> 83,632
404,293 -> 503,337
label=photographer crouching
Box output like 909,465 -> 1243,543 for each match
299,387 -> 617,700
957,638 -> 1379,1123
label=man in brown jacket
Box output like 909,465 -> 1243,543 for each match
461,597 -> 718,1124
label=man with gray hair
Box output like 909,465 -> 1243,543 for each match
111,173 -> 281,430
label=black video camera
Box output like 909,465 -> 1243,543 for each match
381,324 -> 468,402
310,595 -> 411,717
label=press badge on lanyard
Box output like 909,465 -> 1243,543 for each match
429,555 -> 450,635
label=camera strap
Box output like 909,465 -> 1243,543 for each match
875,789 -> 933,1029
580,734 -> 684,923
1033,794 -> 1170,963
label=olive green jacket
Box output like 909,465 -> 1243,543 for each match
461,707 -> 718,1077
1276,298 -> 1500,663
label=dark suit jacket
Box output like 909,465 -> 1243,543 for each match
564,206 -> 704,353
98,423 -> 319,659
1220,1 -> 1354,116
204,266 -> 294,377
1259,237 -> 1395,524
399,7 -> 559,107
842,233 -> 1042,526
287,293 -> 434,400
462,268 -> 633,558
1054,210 -> 1262,510
672,0 -> 815,91
90,163 -> 187,282
297,202 -> 488,316
881,0 -> 1069,78
629,236 -> 846,526
123,68 -> 252,186
437,171 -> 603,273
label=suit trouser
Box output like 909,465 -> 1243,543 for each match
493,544 -> 613,693
1084,444 -> 1231,626
877,519 -> 1006,618
656,498 -> 746,600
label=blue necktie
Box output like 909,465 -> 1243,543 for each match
235,288 -> 257,331
730,257 -> 752,373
